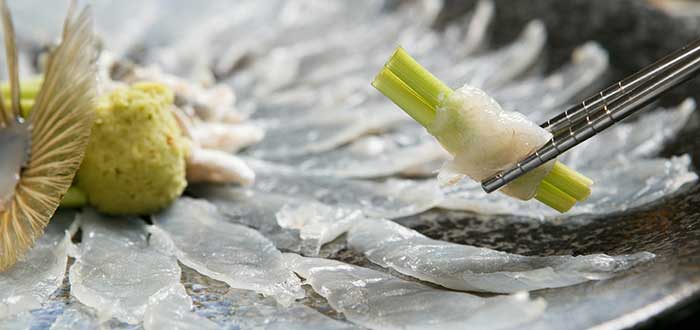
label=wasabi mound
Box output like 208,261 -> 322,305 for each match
77,82 -> 189,214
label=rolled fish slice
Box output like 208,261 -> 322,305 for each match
69,210 -> 183,324
284,254 -> 547,330
149,197 -> 304,305
440,100 -> 697,217
0,211 -> 75,319
348,218 -> 655,293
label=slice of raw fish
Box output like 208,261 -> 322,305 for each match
49,301 -> 101,330
0,211 -> 74,318
348,218 -> 655,293
439,100 -> 697,217
440,155 -> 697,217
284,254 -> 547,330
276,203 -> 365,251
248,159 -> 443,218
437,20 -> 547,90
494,42 -> 609,122
143,283 -> 218,330
561,99 -> 696,169
189,186 -> 304,252
245,106 -> 407,159
0,311 -> 31,330
275,122 -> 448,178
189,283 -> 359,330
69,210 -> 182,324
149,197 -> 304,305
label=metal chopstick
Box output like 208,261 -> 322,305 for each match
481,37 -> 700,194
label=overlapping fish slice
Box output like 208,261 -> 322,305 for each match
348,218 -> 655,293
69,210 -> 183,324
0,211 -> 74,319
246,159 -> 443,219
143,283 -> 219,330
284,254 -> 547,330
150,197 -> 304,305
190,284 -> 359,330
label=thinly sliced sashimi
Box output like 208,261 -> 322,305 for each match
69,210 -> 182,324
246,106 -> 407,159
191,285 -> 359,330
436,20 -> 546,90
440,155 -> 697,217
188,186 -> 305,252
248,160 -> 443,218
275,122 -> 448,178
276,203 -> 365,252
191,185 -> 356,255
561,99 -> 695,169
439,100 -> 697,217
143,283 -> 218,330
150,197 -> 304,305
348,218 -> 655,293
1,211 -> 74,318
284,254 -> 547,330
494,42 -> 609,122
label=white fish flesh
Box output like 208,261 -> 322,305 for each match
440,100 -> 698,217
69,209 -> 182,324
248,159 -> 443,218
143,283 -> 218,330
150,197 -> 304,305
348,218 -> 655,293
275,122 -> 447,178
276,203 -> 365,252
284,254 -> 547,330
0,211 -> 74,318
430,85 -> 555,200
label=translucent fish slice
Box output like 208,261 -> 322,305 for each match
143,283 -> 218,330
69,210 -> 182,324
0,211 -> 74,318
247,159 -> 444,219
348,218 -> 655,293
150,197 -> 304,305
284,254 -> 547,330
274,122 -> 448,178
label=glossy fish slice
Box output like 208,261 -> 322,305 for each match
0,1 -> 96,271
348,218 -> 655,293
284,254 -> 547,330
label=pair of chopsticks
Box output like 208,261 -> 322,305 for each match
481,38 -> 700,193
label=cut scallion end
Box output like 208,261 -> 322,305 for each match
543,161 -> 592,201
535,180 -> 577,213
60,186 -> 87,208
385,47 -> 452,109
372,68 -> 436,127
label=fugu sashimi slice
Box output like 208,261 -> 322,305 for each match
348,219 -> 655,293
276,203 -> 365,252
189,186 -> 305,252
248,160 -> 443,218
284,254 -> 546,330
439,155 -> 697,217
69,210 -> 182,324
49,301 -> 101,330
438,20 -> 546,90
561,99 -> 696,169
494,42 -> 609,122
246,106 -> 407,159
0,211 -> 74,318
150,197 -> 304,305
275,122 -> 448,178
0,311 -> 31,330
143,283 -> 218,330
